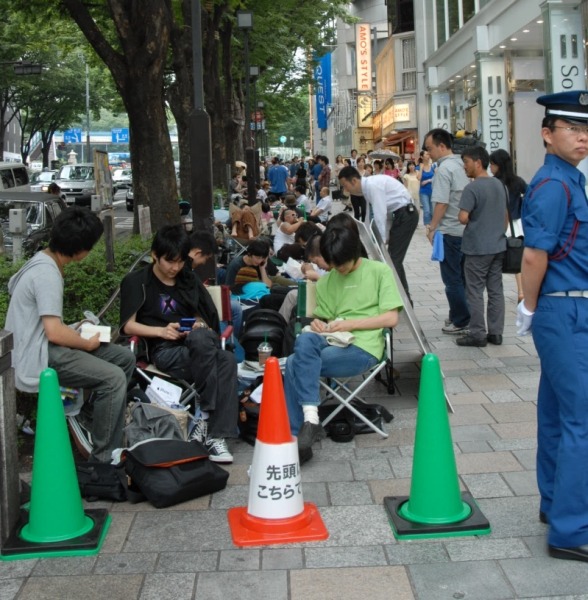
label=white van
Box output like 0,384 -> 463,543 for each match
0,162 -> 30,191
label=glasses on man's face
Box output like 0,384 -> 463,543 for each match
553,125 -> 588,136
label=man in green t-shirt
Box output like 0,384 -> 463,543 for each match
284,224 -> 403,454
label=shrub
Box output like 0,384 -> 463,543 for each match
0,235 -> 151,329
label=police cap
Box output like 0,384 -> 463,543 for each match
537,90 -> 588,124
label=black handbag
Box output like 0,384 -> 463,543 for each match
76,462 -> 128,502
121,438 -> 229,508
503,185 -> 524,274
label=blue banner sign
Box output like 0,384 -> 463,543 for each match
111,128 -> 129,143
63,129 -> 82,144
315,53 -> 332,130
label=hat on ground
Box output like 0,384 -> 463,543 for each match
537,90 -> 588,124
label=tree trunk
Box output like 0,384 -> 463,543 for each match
62,0 -> 179,231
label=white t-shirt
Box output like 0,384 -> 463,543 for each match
315,196 -> 332,222
273,224 -> 296,253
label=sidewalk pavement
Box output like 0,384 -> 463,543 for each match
4,221 -> 588,600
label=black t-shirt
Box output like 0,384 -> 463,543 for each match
139,276 -> 192,327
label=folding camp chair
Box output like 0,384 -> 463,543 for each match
296,280 -> 395,439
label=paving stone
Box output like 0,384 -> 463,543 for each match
315,505 -> 397,547
0,578 -> 22,600
304,545 -> 387,568
299,460 -> 354,483
111,494 -> 210,512
101,511 -> 136,553
209,484 -> 249,509
94,552 -> 158,574
354,427 -> 415,448
492,420 -> 537,439
390,455 -> 413,478
384,542 -> 448,565
445,537 -> 531,561
461,373 -> 515,392
261,548 -> 303,570
450,424 -> 500,442
461,473 -> 513,499
477,496 -> 545,538
290,566 -> 414,600
195,570 -> 287,600
300,482 -> 329,507
476,357 -> 507,369
31,556 -> 96,576
0,560 -> 36,579
489,437 -> 537,452
312,443 -> 357,462
222,463 -> 250,486
350,457 -> 393,480
354,445 -> 402,460
457,440 -> 492,453
455,451 -> 522,474
485,401 -> 537,423
156,551 -> 218,573
16,574 -> 144,600
125,510 -> 234,552
328,481 -> 373,505
507,371 -> 541,389
218,549 -> 260,571
444,376 -> 472,394
140,573 -> 195,600
500,556 -> 588,597
447,391 -> 488,405
408,560 -> 513,599
502,470 -> 539,496
513,448 -> 537,470
369,478 -> 412,504
485,389 -> 524,403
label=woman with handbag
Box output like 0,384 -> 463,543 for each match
490,149 -> 528,302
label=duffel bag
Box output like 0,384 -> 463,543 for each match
121,438 -> 229,508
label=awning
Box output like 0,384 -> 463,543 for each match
383,131 -> 414,146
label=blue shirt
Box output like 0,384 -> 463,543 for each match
268,164 -> 289,194
522,154 -> 588,294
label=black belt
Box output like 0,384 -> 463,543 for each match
393,204 -> 414,217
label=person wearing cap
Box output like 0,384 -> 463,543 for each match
338,165 -> 419,305
518,90 -> 588,562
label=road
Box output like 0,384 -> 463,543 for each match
112,189 -> 133,237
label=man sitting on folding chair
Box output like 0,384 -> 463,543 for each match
284,223 -> 404,454
119,225 -> 238,464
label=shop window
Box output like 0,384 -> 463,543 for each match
436,0 -> 447,47
448,0 -> 460,36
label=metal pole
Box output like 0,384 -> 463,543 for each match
244,34 -> 256,202
86,62 -> 91,161
190,0 -> 215,281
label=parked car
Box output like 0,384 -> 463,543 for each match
0,162 -> 30,192
0,191 -> 67,257
112,168 -> 132,191
126,187 -> 134,211
30,170 -> 57,193
56,163 -> 95,205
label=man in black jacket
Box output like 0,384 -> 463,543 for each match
120,225 -> 238,463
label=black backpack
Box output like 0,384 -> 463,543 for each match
239,309 -> 287,361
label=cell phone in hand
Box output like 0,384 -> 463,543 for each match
179,317 -> 196,332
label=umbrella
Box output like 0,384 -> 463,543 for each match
369,150 -> 401,161
235,160 -> 246,169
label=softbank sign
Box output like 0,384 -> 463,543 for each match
356,24 -> 371,92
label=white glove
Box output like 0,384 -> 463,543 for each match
516,301 -> 534,336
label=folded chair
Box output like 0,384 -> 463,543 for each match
296,280 -> 395,439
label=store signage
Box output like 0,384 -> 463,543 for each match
478,55 -> 508,152
393,104 -> 410,122
546,5 -> 584,91
356,24 -> 372,92
357,93 -> 373,127
315,53 -> 332,130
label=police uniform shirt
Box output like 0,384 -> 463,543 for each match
522,154 -> 588,294
361,174 -> 413,241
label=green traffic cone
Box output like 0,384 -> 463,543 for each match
384,353 -> 490,540
399,354 -> 470,524
20,368 -> 94,543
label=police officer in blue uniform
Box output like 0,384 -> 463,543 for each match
518,90 -> 588,562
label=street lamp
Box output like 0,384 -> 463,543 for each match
85,61 -> 91,162
237,10 -> 256,202
257,101 -> 266,158
289,136 -> 294,159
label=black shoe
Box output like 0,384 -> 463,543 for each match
540,511 -> 548,524
487,334 -> 503,345
297,421 -> 326,450
548,544 -> 588,562
456,334 -> 488,347
298,446 -> 313,464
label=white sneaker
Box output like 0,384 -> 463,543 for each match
189,418 -> 208,443
205,438 -> 233,463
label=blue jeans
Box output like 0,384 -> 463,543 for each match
284,333 -> 379,435
439,234 -> 470,327
420,192 -> 432,225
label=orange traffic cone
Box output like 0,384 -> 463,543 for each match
228,357 -> 328,546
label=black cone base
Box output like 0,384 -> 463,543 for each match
384,492 -> 491,540
1,509 -> 110,561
